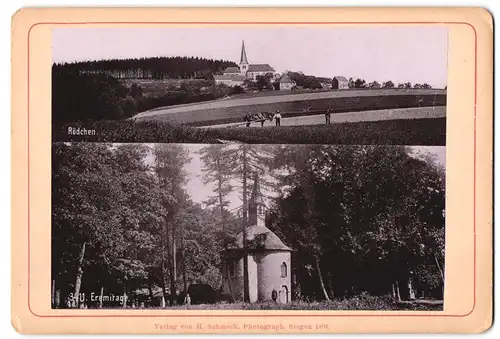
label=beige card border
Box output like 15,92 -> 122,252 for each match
11,7 -> 493,334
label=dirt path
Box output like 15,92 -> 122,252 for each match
199,106 -> 446,129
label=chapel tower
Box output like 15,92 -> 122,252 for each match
248,173 -> 265,227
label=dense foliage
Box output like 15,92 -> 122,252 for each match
266,145 -> 445,301
51,143 -> 241,308
52,143 -> 444,309
52,66 -> 241,124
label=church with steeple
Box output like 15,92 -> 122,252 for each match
214,41 -> 277,87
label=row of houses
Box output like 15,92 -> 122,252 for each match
214,71 -> 349,91
213,41 -> 350,91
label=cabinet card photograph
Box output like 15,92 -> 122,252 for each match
11,7 -> 492,335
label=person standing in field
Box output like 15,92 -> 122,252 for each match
325,108 -> 332,124
273,110 -> 282,127
257,112 -> 265,127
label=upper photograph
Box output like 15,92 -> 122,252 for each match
52,26 -> 447,145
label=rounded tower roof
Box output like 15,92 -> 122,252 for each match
231,224 -> 292,252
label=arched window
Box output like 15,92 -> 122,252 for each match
280,262 -> 287,278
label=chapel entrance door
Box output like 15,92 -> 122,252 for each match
279,285 -> 289,303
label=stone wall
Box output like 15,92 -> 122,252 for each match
256,251 -> 291,302
223,251 -> 291,303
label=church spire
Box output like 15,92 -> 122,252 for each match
248,173 -> 265,227
240,40 -> 249,65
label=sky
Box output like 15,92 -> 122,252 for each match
53,26 -> 448,88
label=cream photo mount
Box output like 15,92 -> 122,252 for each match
11,7 -> 492,334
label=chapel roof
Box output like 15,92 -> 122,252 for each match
230,224 -> 292,251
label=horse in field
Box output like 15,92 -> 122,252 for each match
243,112 -> 274,127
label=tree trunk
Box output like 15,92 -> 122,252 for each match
181,228 -> 187,293
51,280 -> 56,308
123,283 -> 127,308
434,253 -> 444,281
314,255 -> 330,301
242,147 -> 250,302
395,281 -> 402,302
217,171 -> 226,240
73,242 -> 86,308
160,230 -> 168,308
224,261 -> 233,299
99,286 -> 104,308
55,289 -> 60,308
407,275 -> 416,300
327,271 -> 335,299
164,223 -> 174,306
160,278 -> 167,308
170,222 -> 177,305
217,174 -> 227,290
434,253 -> 445,296
148,280 -> 154,304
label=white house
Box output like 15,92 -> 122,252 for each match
213,74 -> 246,87
279,75 -> 296,91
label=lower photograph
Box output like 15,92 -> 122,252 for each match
51,143 -> 445,311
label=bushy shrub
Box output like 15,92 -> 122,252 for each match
53,117 -> 445,145
53,119 -> 220,143
52,71 -> 128,123
206,118 -> 446,145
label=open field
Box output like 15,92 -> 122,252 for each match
134,89 -> 446,126
54,117 -> 445,145
202,106 -> 446,128
225,87 -> 445,101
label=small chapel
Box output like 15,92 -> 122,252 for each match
222,175 -> 292,303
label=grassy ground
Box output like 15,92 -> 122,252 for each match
135,92 -> 446,126
227,88 -> 446,101
53,117 -> 445,145
208,118 -> 446,145
118,298 -> 443,311
53,120 -> 222,143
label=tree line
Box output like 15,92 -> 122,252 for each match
54,56 -> 237,80
347,78 -> 433,89
52,143 -> 444,308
